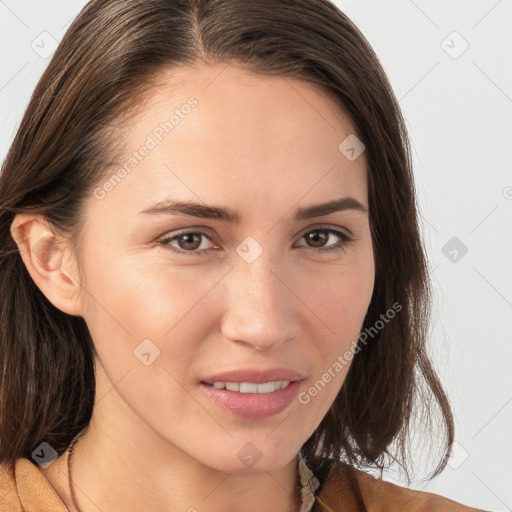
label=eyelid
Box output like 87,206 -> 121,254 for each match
159,223 -> 352,241
297,223 -> 353,240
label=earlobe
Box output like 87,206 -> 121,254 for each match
10,213 -> 84,317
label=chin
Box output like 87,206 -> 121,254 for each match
200,438 -> 299,474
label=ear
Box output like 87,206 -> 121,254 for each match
10,213 -> 84,316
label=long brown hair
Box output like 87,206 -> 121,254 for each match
0,0 -> 453,497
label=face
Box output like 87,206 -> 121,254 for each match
73,63 -> 374,473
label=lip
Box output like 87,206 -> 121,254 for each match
201,367 -> 304,385
199,367 -> 304,420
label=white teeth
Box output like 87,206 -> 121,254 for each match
254,382 -> 274,393
210,380 -> 291,393
239,382 -> 258,393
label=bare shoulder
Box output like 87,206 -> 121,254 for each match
351,467 -> 490,512
0,461 -> 23,512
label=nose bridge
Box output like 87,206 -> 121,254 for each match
238,256 -> 282,309
221,249 -> 294,349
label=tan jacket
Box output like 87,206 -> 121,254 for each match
0,457 -> 488,511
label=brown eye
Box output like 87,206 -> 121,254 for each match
297,227 -> 352,254
158,231 -> 215,256
304,229 -> 329,248
175,233 -> 203,251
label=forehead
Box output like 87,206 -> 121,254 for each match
145,62 -> 362,154
88,63 -> 368,223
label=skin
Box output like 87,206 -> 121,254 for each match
11,62 -> 375,512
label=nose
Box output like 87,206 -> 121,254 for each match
220,255 -> 298,352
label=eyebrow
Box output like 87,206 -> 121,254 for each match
139,196 -> 368,222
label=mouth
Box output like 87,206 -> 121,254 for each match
201,380 -> 292,393
199,367 -> 304,419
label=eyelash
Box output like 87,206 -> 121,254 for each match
157,226 -> 353,257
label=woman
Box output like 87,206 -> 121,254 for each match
0,1 -> 489,511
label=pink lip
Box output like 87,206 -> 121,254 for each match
201,367 -> 304,384
199,367 -> 304,420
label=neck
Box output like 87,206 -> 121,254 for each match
67,430 -> 302,512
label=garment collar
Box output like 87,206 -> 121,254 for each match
14,451 -> 321,512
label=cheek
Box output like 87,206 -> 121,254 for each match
78,249 -> 226,379
311,249 -> 374,335
301,247 -> 374,387
81,245 -> 198,328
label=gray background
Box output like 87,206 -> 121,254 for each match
0,1 -> 510,511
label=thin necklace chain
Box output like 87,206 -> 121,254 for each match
67,437 -> 84,512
